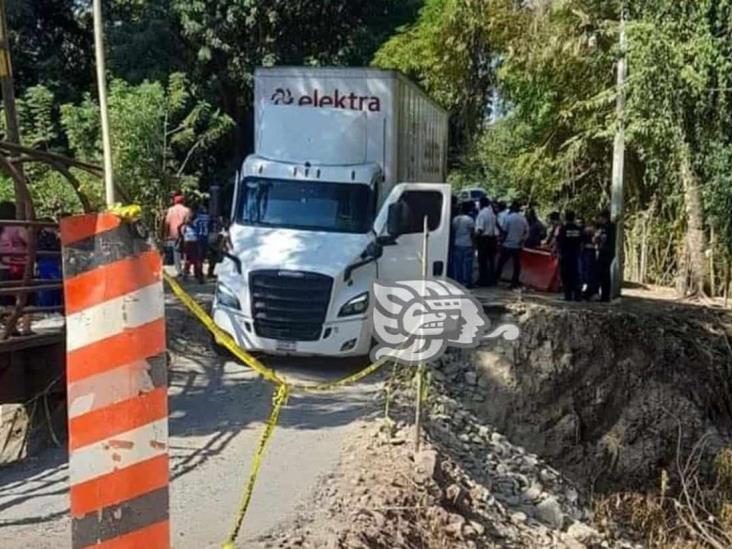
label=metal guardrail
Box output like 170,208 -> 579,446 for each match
0,279 -> 63,287
0,283 -> 63,295
0,220 -> 64,339
0,219 -> 57,228
2,250 -> 61,257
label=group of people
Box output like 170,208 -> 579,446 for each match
451,198 -> 528,290
163,193 -> 224,282
0,190 -> 222,337
551,209 -> 616,302
449,195 -> 616,302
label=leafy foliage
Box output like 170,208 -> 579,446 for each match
387,0 -> 732,289
2,0 -> 418,220
4,0 -> 732,293
18,85 -> 57,150
172,0 -> 420,155
0,84 -> 87,217
374,0 -> 494,152
6,0 -> 93,102
61,73 -> 234,225
105,0 -> 188,84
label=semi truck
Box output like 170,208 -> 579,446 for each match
211,67 -> 451,357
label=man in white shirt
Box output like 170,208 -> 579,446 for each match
475,196 -> 498,286
451,201 -> 476,287
496,200 -> 509,234
495,201 -> 529,289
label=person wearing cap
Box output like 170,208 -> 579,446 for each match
164,193 -> 191,276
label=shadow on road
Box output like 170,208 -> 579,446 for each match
0,280 -> 383,530
0,446 -> 68,527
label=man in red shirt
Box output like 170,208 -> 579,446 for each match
164,194 -> 191,276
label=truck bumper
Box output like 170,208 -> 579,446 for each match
212,306 -> 372,358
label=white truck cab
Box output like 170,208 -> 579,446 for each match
212,67 -> 451,357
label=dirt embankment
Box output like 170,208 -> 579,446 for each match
455,299 -> 732,493
263,296 -> 732,548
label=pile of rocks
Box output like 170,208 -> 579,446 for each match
426,390 -> 620,547
431,345 -> 512,405
262,362 -> 641,548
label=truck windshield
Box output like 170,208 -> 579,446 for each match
236,177 -> 374,233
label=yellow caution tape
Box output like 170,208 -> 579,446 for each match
162,272 -> 387,547
293,358 -> 386,393
107,203 -> 142,222
164,273 -> 285,386
222,383 -> 289,549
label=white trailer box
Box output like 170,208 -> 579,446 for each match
254,67 -> 448,194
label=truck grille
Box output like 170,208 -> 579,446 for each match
249,270 -> 333,342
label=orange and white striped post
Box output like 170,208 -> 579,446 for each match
61,213 -> 169,548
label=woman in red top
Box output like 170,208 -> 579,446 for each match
0,201 -> 31,334
0,201 -> 26,278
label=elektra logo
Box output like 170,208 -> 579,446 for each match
371,279 -> 519,366
270,88 -> 382,112
271,88 -> 294,105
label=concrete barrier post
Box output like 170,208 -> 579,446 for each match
61,214 -> 169,548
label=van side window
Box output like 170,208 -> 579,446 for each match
399,191 -> 443,234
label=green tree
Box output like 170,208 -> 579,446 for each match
172,0 -> 420,155
373,0 -> 495,154
0,84 -> 92,217
106,0 -> 189,84
406,0 -> 732,294
6,0 -> 93,102
61,73 -> 234,225
17,85 -> 57,150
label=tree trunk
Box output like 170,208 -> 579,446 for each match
640,214 -> 648,283
709,225 -> 716,296
724,256 -> 731,308
219,80 -> 247,161
676,142 -> 708,297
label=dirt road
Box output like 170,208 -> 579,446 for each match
0,283 -> 383,548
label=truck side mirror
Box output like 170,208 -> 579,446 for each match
386,200 -> 411,239
210,184 -> 222,219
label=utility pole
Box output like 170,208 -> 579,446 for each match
414,216 -> 429,452
610,2 -> 627,299
0,0 -> 27,219
93,0 -> 115,207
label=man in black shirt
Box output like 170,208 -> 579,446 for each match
557,211 -> 583,301
596,209 -> 616,302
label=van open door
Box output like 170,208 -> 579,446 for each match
374,183 -> 451,282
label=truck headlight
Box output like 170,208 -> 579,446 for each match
216,283 -> 241,310
338,292 -> 369,317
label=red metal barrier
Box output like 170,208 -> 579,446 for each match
498,247 -> 560,292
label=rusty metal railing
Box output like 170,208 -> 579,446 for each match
0,220 -> 63,339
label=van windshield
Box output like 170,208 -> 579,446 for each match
236,177 -> 374,234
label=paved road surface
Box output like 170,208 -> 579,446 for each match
0,283 -> 382,548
